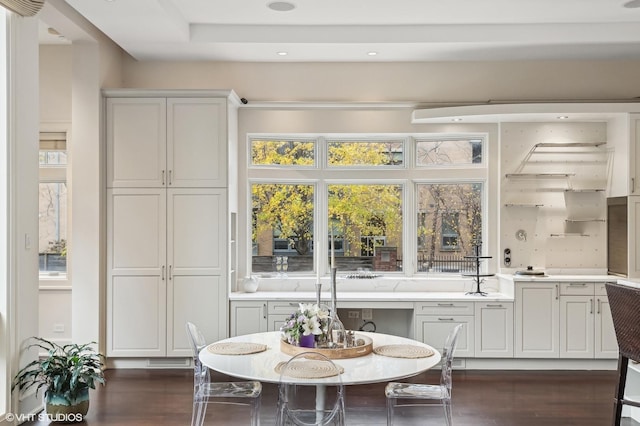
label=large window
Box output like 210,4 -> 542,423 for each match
249,135 -> 486,276
416,183 -> 483,273
39,133 -> 68,276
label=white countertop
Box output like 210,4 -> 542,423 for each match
497,273 -> 615,282
230,290 -> 512,302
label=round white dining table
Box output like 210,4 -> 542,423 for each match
199,331 -> 441,386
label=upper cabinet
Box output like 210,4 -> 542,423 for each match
106,94 -> 231,188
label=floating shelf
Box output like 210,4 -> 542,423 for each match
504,203 -> 544,207
505,173 -> 574,178
533,142 -> 606,148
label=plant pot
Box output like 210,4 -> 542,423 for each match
298,334 -> 316,348
45,387 -> 89,423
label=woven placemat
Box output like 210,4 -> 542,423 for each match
207,342 -> 268,355
373,344 -> 434,359
275,360 -> 344,378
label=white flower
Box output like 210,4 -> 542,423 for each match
302,316 -> 323,335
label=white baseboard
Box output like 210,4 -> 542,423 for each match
106,357 -> 191,369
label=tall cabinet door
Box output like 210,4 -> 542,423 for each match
559,296 -> 594,358
107,189 -> 167,357
515,283 -> 560,358
166,188 -> 228,356
106,98 -> 166,188
167,98 -> 227,188
474,302 -> 514,358
595,284 -> 619,359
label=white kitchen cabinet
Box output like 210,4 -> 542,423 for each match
559,282 -> 618,359
230,301 -> 267,337
268,301 -> 300,332
560,294 -> 594,358
105,90 -> 239,359
474,302 -> 514,358
594,283 -> 618,359
107,188 -> 227,357
106,96 -> 228,188
630,114 -> 640,196
414,301 -> 474,357
515,282 -> 560,358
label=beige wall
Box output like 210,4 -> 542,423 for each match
121,59 -> 640,103
39,45 -> 72,122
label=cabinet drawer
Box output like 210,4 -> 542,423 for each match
414,301 -> 474,315
595,282 -> 609,296
268,301 -> 301,315
560,282 -> 594,296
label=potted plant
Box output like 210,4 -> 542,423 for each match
280,303 -> 330,347
12,337 -> 105,422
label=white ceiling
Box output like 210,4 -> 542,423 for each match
52,0 -> 640,62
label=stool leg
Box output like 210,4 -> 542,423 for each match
612,355 -> 629,426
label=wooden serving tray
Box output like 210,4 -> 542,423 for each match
280,334 -> 373,359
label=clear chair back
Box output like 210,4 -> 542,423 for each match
277,352 -> 345,426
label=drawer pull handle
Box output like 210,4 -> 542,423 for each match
437,303 -> 454,307
486,304 -> 503,308
438,318 -> 455,321
569,283 -> 587,287
288,303 -> 298,307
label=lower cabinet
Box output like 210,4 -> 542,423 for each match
414,302 -> 475,357
515,282 -> 560,358
229,300 -> 298,336
107,188 -> 228,357
559,282 -> 617,359
515,281 -> 617,359
268,300 -> 301,332
230,301 -> 267,337
474,302 -> 514,358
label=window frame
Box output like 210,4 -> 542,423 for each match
247,133 -> 488,278
38,130 -> 70,283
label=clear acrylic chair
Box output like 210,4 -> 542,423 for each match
185,322 -> 262,426
276,351 -> 346,426
385,324 -> 463,426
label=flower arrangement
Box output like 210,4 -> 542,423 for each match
280,303 -> 330,345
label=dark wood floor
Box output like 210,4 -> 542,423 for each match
22,368 -> 639,425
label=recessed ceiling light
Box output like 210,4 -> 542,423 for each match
268,1 -> 295,11
277,51 -> 288,56
557,116 -> 569,120
367,51 -> 378,56
623,0 -> 640,8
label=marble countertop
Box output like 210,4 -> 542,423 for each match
229,290 -> 512,302
497,273 -> 615,282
